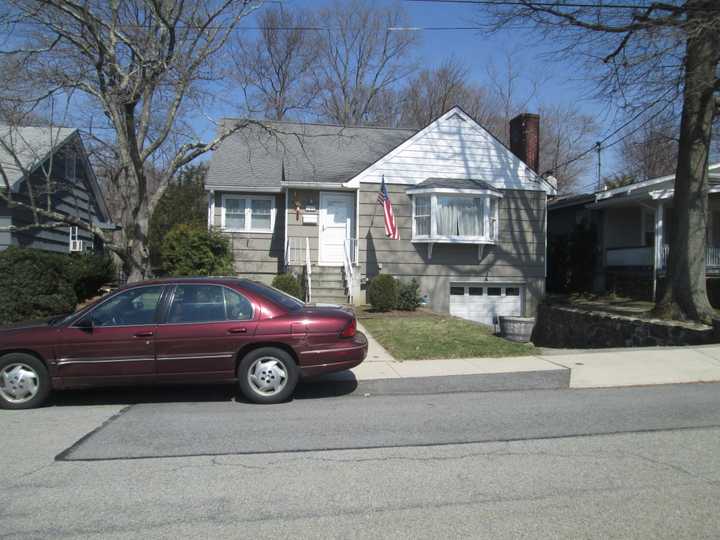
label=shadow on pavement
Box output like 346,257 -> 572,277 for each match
50,374 -> 359,407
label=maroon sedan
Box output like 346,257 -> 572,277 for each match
0,278 -> 367,409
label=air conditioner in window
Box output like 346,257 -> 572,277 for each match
70,239 -> 85,252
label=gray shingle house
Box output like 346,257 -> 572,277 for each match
206,107 -> 556,323
0,124 -> 111,253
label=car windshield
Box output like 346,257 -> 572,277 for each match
49,293 -> 110,327
241,280 -> 305,312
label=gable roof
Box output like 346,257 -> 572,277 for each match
0,124 -> 111,221
0,124 -> 77,189
206,119 -> 415,191
346,107 -> 555,194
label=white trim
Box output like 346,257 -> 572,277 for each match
207,185 -> 283,193
220,193 -> 276,234
410,192 -> 498,244
207,190 -> 215,229
284,181 -> 357,190
283,186 -> 289,266
318,191 -> 354,266
597,162 -> 720,201
406,187 -> 504,196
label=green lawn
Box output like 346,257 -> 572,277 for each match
360,315 -> 538,360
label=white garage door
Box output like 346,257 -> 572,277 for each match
449,284 -> 523,325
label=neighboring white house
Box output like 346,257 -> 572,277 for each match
206,107 -> 556,325
548,163 -> 720,300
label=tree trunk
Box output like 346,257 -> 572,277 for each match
655,0 -> 720,322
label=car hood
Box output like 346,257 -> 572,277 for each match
0,318 -> 54,336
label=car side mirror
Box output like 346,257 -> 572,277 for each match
76,317 -> 94,331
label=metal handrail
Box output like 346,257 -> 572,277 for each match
305,236 -> 312,303
342,238 -> 357,304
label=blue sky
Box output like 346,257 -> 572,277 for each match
202,0 -> 627,188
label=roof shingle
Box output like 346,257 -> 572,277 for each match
206,120 -> 415,190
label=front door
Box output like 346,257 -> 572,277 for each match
319,192 -> 354,266
57,285 -> 166,384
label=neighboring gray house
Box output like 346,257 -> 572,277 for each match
0,125 -> 111,253
548,163 -> 720,302
206,107 -> 556,324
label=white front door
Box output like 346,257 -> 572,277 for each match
319,192 -> 354,266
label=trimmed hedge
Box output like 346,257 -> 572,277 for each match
0,247 -> 117,325
0,248 -> 76,324
367,274 -> 398,312
65,252 -> 117,302
160,224 -> 234,277
272,273 -> 303,300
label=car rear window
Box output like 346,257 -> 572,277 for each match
241,281 -> 305,312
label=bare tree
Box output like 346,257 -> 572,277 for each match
539,103 -> 599,193
0,0 -> 263,281
484,48 -> 546,143
397,58 -> 497,129
620,114 -> 679,181
313,0 -> 417,126
233,5 -> 320,121
479,0 -> 720,322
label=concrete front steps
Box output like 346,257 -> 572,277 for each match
311,265 -> 348,304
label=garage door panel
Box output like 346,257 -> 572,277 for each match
449,284 -> 523,325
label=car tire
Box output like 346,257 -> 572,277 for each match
0,353 -> 51,410
237,347 -> 299,404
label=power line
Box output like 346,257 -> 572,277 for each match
405,0 -> 718,10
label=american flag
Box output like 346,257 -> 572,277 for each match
377,176 -> 399,240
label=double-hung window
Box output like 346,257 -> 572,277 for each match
410,191 -> 501,244
222,195 -> 276,233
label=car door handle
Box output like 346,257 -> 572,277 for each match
228,327 -> 248,334
134,331 -> 154,338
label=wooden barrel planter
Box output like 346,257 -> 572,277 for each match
499,316 -> 535,343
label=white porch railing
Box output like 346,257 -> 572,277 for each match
285,237 -> 305,267
305,237 -> 312,303
657,244 -> 720,271
285,237 -> 313,303
342,238 -> 357,304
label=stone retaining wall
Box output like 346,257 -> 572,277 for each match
532,303 -> 718,348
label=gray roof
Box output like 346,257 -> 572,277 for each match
411,177 -> 501,192
0,124 -> 77,189
206,119 -> 415,190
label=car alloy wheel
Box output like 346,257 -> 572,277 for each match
247,356 -> 289,397
0,362 -> 40,404
238,347 -> 299,404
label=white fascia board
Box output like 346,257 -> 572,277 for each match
405,187 -> 503,197
596,177 -> 673,201
205,185 -> 283,193
283,181 -> 358,190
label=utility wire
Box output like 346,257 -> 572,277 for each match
405,0 -> 718,11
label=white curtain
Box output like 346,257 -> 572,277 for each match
437,196 -> 484,237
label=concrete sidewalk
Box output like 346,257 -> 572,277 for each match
308,325 -> 720,395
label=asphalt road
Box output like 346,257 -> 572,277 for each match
2,384 -> 720,539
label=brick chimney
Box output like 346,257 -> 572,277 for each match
509,113 -> 540,173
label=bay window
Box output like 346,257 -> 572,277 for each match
411,192 -> 500,243
221,194 -> 276,233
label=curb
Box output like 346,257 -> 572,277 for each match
300,367 -> 570,397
